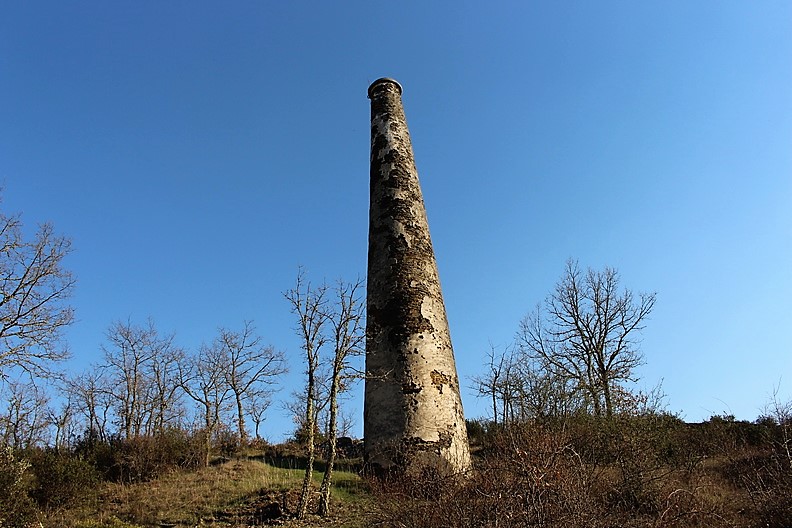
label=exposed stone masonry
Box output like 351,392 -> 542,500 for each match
364,78 -> 471,475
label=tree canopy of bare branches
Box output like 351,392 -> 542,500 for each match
65,368 -> 113,443
178,340 -> 231,467
102,319 -> 185,438
213,321 -> 286,445
517,260 -> 656,418
0,203 -> 74,381
472,343 -> 583,425
0,379 -> 51,449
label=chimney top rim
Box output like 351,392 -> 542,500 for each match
368,78 -> 403,99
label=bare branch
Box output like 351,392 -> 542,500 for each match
0,203 -> 74,381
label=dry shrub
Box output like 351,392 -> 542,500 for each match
369,419 -> 732,528
653,485 -> 734,528
370,424 -> 603,528
484,424 -> 603,525
702,411 -> 792,527
729,444 -> 792,527
747,463 -> 792,528
86,429 -> 204,483
747,404 -> 792,528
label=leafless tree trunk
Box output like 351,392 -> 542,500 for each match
318,278 -> 365,516
285,269 -> 328,519
215,321 -> 286,446
517,260 -> 655,418
0,202 -> 74,381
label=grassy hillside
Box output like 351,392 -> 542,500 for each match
36,456 -> 373,527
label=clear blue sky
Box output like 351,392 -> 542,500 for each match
2,2 -> 790,440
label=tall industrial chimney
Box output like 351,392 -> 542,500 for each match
364,78 -> 471,475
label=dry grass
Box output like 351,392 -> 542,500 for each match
45,458 -> 372,528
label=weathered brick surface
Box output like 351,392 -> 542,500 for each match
364,78 -> 471,475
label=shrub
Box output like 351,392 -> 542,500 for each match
117,430 -> 204,482
247,436 -> 270,451
734,419 -> 792,528
78,429 -> 203,483
26,448 -> 99,510
0,445 -> 37,528
291,421 -> 325,447
213,426 -> 240,460
464,418 -> 488,446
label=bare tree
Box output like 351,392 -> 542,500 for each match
515,356 -> 586,420
179,343 -> 230,467
247,391 -> 272,441
104,321 -> 154,438
318,277 -> 365,516
283,387 -> 326,443
472,344 -> 564,425
65,368 -> 113,443
0,202 -> 74,381
147,339 -> 186,434
103,319 -> 183,438
284,269 -> 329,519
472,343 -> 510,426
337,408 -> 357,438
214,321 -> 286,445
0,379 -> 51,448
48,396 -> 75,451
517,260 -> 655,418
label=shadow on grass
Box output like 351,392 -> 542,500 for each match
247,452 -> 363,475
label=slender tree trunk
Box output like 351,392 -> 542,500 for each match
88,402 -> 99,441
296,372 -> 316,519
157,401 -> 167,435
602,372 -> 613,418
252,414 -> 262,439
492,390 -> 498,426
318,371 -> 340,516
235,391 -> 247,446
204,405 -> 213,467
586,367 -> 602,416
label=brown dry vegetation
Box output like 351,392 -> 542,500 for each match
2,414 -> 790,528
370,415 -> 792,528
